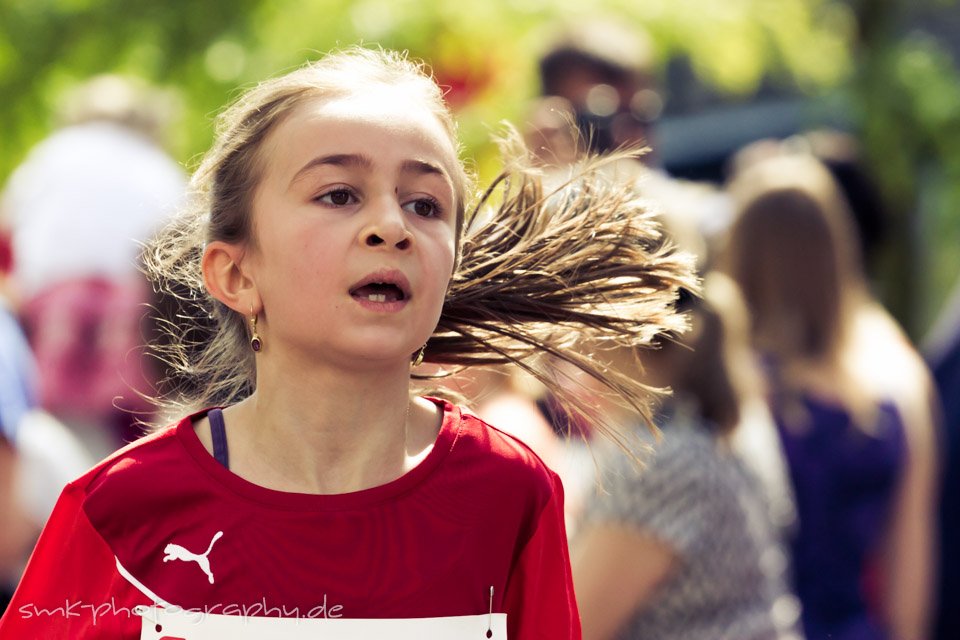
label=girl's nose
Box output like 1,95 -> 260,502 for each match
360,201 -> 412,250
364,230 -> 411,250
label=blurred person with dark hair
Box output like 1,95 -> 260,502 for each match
527,19 -> 663,164
722,154 -> 938,640
527,18 -> 733,258
573,274 -> 802,640
1,74 -> 187,455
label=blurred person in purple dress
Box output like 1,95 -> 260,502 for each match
721,153 -> 938,640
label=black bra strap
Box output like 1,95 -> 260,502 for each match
208,408 -> 230,469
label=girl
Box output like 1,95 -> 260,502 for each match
0,48 -> 692,639
572,275 -> 801,640
721,154 -> 937,640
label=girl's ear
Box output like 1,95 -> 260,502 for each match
202,240 -> 261,314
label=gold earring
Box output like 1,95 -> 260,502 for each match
250,308 -> 262,352
412,344 -> 427,367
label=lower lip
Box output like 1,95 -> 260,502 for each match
351,295 -> 408,313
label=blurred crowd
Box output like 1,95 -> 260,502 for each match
0,74 -> 186,607
1,19 -> 959,640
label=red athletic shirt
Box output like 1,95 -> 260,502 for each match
0,398 -> 580,639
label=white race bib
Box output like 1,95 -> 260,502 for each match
136,605 -> 507,639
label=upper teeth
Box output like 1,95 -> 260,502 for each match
368,294 -> 387,302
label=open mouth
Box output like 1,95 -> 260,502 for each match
350,282 -> 406,303
348,270 -> 412,306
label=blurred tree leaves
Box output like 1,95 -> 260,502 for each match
852,0 -> 960,333
0,0 -> 262,176
0,0 -> 855,181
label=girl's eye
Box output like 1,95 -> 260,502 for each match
316,189 -> 357,206
403,198 -> 442,218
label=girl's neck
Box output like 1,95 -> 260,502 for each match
220,355 -> 440,495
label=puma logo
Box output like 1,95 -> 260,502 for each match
162,531 -> 224,584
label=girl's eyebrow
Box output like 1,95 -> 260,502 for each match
290,153 -> 451,188
290,153 -> 372,186
400,159 -> 447,180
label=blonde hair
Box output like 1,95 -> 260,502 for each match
722,154 -> 883,426
144,47 -> 695,440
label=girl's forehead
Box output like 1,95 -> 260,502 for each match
298,92 -> 452,145
260,91 -> 462,195
263,92 -> 459,173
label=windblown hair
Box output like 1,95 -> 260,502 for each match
143,47 -> 695,440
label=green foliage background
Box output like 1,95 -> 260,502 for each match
1,0 -> 959,337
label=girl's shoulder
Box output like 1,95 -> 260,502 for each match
457,405 -> 556,467
65,411 -> 206,507
432,399 -> 563,502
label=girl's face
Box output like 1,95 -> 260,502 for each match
244,89 -> 459,370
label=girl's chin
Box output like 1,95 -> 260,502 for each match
309,346 -> 423,371
279,334 -> 429,369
